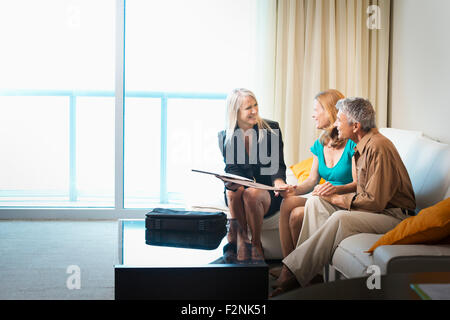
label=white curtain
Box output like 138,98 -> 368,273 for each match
253,0 -> 391,166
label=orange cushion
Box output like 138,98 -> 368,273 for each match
367,197 -> 450,254
290,157 -> 325,184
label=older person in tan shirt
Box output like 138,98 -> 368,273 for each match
271,97 -> 416,297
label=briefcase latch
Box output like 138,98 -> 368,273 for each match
198,220 -> 208,231
149,219 -> 161,230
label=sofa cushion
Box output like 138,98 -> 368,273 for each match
261,212 -> 283,259
380,128 -> 450,212
373,243 -> 450,274
367,198 -> 450,254
285,169 -> 298,185
261,210 -> 280,231
331,233 -> 381,278
290,157 -> 325,184
407,137 -> 450,211
378,128 -> 422,160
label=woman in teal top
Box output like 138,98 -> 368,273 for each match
272,90 -> 357,276
310,138 -> 356,186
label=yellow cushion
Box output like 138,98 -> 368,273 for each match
290,157 -> 325,184
367,198 -> 450,254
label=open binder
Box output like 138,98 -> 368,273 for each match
192,169 -> 284,191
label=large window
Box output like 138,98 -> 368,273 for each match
0,0 -> 258,212
0,0 -> 115,207
124,0 -> 257,208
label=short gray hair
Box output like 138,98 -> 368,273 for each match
336,97 -> 376,132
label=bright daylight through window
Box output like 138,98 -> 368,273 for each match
0,0 -> 115,207
0,0 -> 258,210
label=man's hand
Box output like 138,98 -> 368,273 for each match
318,193 -> 347,209
312,182 -> 338,196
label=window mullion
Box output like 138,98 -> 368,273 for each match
160,94 -> 168,204
115,0 -> 126,210
69,93 -> 77,202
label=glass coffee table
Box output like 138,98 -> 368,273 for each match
114,219 -> 268,300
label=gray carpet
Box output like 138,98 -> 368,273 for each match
0,220 -> 280,300
0,220 -> 117,300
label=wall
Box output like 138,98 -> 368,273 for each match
389,0 -> 450,143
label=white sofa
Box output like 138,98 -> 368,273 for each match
261,128 -> 450,279
329,128 -> 450,280
188,128 -> 450,279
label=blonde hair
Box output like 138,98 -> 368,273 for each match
315,89 -> 346,148
225,88 -> 272,144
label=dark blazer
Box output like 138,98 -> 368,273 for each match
218,119 -> 286,187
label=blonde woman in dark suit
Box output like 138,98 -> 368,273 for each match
218,88 -> 287,260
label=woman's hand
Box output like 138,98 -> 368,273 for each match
224,181 -> 240,191
276,183 -> 297,198
217,176 -> 240,191
273,179 -> 285,197
312,182 -> 338,196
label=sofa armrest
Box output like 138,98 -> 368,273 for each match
373,244 -> 450,274
286,169 -> 297,185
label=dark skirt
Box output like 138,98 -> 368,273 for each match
224,188 -> 282,219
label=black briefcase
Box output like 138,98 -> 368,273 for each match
145,208 -> 227,233
145,228 -> 227,250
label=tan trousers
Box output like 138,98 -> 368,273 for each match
282,196 -> 406,287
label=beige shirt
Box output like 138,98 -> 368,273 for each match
341,128 -> 416,213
